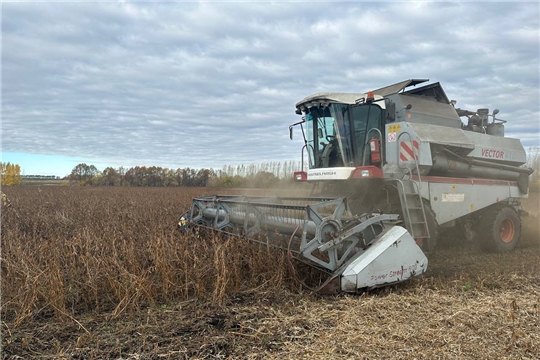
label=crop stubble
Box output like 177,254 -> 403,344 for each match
1,186 -> 539,359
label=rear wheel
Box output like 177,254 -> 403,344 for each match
477,206 -> 521,252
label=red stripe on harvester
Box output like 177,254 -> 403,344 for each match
401,141 -> 415,159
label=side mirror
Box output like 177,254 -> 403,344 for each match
289,127 -> 293,140
318,129 -> 323,139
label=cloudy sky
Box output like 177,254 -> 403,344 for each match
2,1 -> 539,177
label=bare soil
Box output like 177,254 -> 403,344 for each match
1,188 -> 539,359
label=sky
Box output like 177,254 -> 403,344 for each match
1,1 -> 539,177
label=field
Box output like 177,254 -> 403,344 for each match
1,186 -> 539,359
20,179 -> 69,187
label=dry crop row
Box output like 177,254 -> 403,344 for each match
1,187 -> 291,325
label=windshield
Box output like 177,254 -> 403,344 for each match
304,103 -> 383,169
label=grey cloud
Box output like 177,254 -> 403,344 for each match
2,2 -> 539,175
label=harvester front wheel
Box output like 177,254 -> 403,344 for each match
478,206 -> 521,252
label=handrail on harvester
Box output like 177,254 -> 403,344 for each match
396,131 -> 422,187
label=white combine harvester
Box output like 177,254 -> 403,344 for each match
180,79 -> 532,293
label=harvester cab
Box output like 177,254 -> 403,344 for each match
181,79 -> 532,293
292,90 -> 386,174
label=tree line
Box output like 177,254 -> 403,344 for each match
67,147 -> 540,190
67,161 -> 305,188
7,146 -> 539,190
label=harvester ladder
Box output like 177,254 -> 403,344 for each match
396,179 -> 430,240
393,130 -> 430,239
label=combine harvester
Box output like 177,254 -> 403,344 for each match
179,79 -> 532,293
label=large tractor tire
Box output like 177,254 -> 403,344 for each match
477,205 -> 521,252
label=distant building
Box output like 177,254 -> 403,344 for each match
22,175 -> 60,180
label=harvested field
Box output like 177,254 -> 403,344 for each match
1,187 -> 539,359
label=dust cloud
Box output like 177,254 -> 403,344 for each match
520,193 -> 540,247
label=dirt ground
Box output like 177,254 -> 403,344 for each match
2,191 -> 539,359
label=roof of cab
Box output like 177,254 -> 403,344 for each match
295,79 -> 431,109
